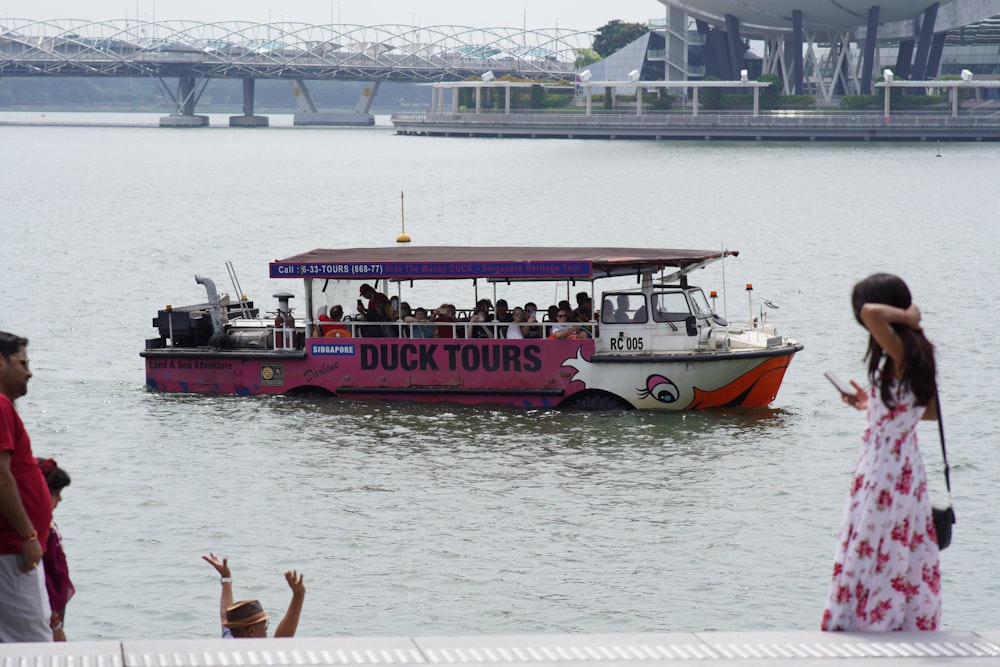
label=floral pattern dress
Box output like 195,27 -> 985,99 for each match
822,376 -> 941,631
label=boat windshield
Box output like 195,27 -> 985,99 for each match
688,289 -> 714,319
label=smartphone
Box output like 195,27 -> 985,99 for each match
824,371 -> 855,397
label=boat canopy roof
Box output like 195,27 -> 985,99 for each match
270,246 -> 736,281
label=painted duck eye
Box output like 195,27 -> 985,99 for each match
637,375 -> 679,403
649,380 -> 679,403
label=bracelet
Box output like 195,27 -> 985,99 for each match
220,577 -> 232,584
21,530 -> 37,541
52,621 -> 63,631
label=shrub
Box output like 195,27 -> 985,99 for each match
840,94 -> 880,109
700,76 -> 723,110
757,73 -> 781,110
778,94 -> 815,107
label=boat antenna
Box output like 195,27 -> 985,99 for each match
720,243 -> 728,321
397,190 -> 412,243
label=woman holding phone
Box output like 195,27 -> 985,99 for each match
821,273 -> 941,632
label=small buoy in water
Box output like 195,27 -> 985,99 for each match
397,190 -> 412,243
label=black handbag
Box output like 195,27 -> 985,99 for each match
932,390 -> 955,550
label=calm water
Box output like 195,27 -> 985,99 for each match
1,111 -> 998,640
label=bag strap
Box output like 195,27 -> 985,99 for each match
935,387 -> 952,496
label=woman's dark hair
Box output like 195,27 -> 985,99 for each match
36,457 -> 71,492
851,273 -> 936,407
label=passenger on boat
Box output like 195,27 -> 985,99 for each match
433,304 -> 456,338
314,306 -> 334,337
468,299 -> 495,339
549,309 -> 588,340
495,299 -> 513,323
614,295 -> 631,323
523,302 -> 543,339
406,307 -> 435,339
575,299 -> 595,337
202,553 -> 306,639
542,305 -> 558,336
357,284 -> 390,337
322,306 -> 351,338
506,307 -> 528,339
601,298 -> 614,323
393,300 -> 412,337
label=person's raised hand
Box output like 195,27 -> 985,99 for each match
202,552 -> 231,578
285,569 -> 305,596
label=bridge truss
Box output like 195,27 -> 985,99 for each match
0,19 -> 592,82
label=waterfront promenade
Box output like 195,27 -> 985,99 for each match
392,108 -> 1000,141
6,629 -> 1000,665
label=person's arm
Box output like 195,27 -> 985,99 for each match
51,611 -> 66,641
202,553 -> 233,625
859,302 -> 921,372
274,570 -> 305,638
550,325 -> 580,340
0,451 -> 42,572
922,392 -> 939,421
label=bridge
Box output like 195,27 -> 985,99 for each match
0,19 -> 592,126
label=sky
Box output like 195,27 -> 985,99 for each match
4,1 -> 664,31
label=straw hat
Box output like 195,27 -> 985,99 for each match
223,599 -> 271,628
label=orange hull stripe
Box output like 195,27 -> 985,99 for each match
687,356 -> 793,409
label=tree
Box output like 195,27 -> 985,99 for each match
592,20 -> 648,58
574,48 -> 601,70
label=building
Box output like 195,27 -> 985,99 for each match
633,1 -> 1000,100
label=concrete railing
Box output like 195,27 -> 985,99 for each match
392,110 -> 1000,140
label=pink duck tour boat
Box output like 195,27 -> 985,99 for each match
142,246 -> 802,410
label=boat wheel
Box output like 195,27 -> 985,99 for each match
565,391 -> 634,412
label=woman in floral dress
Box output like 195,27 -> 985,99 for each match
822,273 -> 941,632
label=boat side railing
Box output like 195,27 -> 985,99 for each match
305,318 -> 600,340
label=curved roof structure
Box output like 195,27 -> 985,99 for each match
658,0 -> 999,35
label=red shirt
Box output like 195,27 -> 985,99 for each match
317,314 -> 335,336
0,395 -> 51,554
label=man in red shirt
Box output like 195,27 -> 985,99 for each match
0,332 -> 52,642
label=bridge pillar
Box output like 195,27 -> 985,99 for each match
292,79 -> 376,126
159,76 -> 209,127
230,78 -> 269,127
